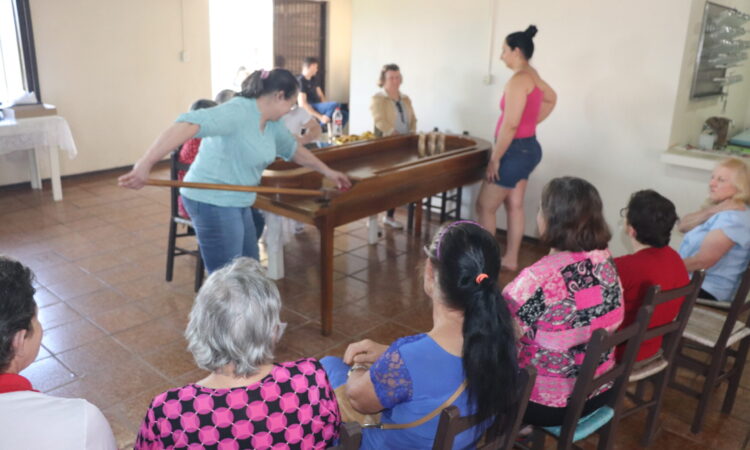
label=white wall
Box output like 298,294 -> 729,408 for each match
350,0 -> 726,255
670,0 -> 750,147
209,0 -> 273,96
0,0 -> 211,186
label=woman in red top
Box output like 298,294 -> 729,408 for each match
614,190 -> 690,361
476,25 -> 556,271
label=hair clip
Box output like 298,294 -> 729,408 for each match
475,273 -> 489,284
261,70 -> 270,79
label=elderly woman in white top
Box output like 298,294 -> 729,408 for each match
0,257 -> 116,449
135,257 -> 340,449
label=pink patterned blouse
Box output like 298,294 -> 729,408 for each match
502,250 -> 624,408
134,358 -> 340,450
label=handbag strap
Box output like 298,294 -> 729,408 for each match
376,380 -> 468,430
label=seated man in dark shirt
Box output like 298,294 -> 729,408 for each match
297,57 -> 348,128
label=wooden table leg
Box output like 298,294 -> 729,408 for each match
414,199 -> 423,237
318,218 -> 335,336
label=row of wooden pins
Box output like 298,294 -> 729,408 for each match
417,132 -> 447,157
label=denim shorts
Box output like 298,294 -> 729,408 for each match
496,136 -> 542,189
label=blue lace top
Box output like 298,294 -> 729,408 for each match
361,334 -> 481,450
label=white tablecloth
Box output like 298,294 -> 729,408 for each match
0,115 -> 77,158
0,115 -> 78,201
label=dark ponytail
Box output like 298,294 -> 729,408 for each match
506,24 -> 538,60
426,222 -> 519,438
239,68 -> 299,100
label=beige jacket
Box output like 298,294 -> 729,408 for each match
370,92 -> 417,137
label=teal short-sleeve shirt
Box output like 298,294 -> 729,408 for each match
176,97 -> 297,207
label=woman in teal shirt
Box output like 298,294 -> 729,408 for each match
119,69 -> 350,272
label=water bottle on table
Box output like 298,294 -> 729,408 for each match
332,107 -> 344,137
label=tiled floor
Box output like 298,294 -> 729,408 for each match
1,168 -> 749,449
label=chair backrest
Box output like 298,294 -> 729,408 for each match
716,261 -> 750,345
170,147 -> 191,219
432,366 -> 537,450
555,305 -> 654,446
641,270 -> 705,365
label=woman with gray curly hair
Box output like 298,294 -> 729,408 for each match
135,257 -> 341,449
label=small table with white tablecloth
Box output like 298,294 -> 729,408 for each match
0,115 -> 78,201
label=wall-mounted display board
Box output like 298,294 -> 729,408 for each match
691,2 -> 750,99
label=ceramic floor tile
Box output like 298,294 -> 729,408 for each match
20,357 -> 77,392
113,318 -> 184,355
33,262 -> 89,286
280,322 -> 348,356
38,301 -> 83,330
42,318 -> 107,353
21,251 -> 68,271
46,272 -> 109,300
89,303 -> 152,334
34,286 -> 63,307
56,337 -> 134,376
141,340 -> 197,379
356,321 -> 415,344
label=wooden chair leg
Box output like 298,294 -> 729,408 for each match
407,202 -> 415,231
440,191 -> 448,222
455,187 -> 463,220
596,419 -> 618,450
426,196 -> 432,221
414,200 -> 423,237
194,251 -> 204,292
692,348 -> 728,433
166,220 -> 177,282
530,428 -> 546,450
634,379 -> 647,401
642,372 -> 668,447
722,338 -> 750,414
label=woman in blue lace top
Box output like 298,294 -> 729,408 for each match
321,221 -> 520,448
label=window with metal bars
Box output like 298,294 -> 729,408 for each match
273,0 -> 327,88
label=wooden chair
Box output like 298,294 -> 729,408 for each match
165,148 -> 205,292
620,271 -> 704,447
432,367 -> 536,450
328,422 -> 362,450
669,261 -> 750,433
524,306 -> 654,450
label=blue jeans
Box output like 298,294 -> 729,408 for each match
312,102 -> 348,126
182,197 -> 261,273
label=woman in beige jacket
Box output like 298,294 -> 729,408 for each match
370,64 -> 417,228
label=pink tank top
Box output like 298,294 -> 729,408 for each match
495,85 -> 543,139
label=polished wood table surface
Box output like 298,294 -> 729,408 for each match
255,134 -> 491,335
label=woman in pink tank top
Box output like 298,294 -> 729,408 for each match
476,25 -> 557,271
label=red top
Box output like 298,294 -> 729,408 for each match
177,138 -> 202,218
614,247 -> 690,361
495,85 -> 543,139
0,373 -> 36,394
